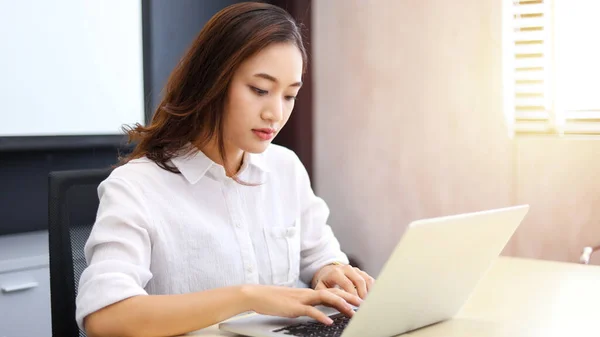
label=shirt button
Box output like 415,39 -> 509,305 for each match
247,265 -> 253,273
235,222 -> 242,228
286,227 -> 297,237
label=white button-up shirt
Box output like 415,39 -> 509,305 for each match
75,144 -> 348,329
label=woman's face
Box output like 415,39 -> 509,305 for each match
223,42 -> 303,154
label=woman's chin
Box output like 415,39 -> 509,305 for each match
242,141 -> 271,154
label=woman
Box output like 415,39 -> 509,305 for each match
75,2 -> 374,337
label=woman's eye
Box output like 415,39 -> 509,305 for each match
285,96 -> 297,101
250,86 -> 268,96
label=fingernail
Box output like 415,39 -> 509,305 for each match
326,318 -> 334,325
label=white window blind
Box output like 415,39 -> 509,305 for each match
504,0 -> 600,136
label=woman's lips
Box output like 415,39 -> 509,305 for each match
252,129 -> 275,141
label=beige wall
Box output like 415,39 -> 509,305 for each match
312,0 -> 600,275
312,0 -> 513,275
505,138 -> 600,265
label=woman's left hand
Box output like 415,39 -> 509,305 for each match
312,264 -> 375,300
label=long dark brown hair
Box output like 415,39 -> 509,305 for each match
120,2 -> 307,175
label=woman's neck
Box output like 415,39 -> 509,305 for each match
199,139 -> 244,177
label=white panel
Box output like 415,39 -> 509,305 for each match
513,17 -> 545,29
515,43 -> 544,55
515,83 -> 545,94
555,0 -> 600,112
515,69 -> 545,81
514,57 -> 545,68
0,0 -> 145,137
513,3 -> 545,15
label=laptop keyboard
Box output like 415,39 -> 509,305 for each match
272,312 -> 350,337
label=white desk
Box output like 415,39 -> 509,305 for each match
183,257 -> 600,336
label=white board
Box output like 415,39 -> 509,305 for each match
0,0 -> 145,137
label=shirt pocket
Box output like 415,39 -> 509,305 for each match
263,217 -> 301,287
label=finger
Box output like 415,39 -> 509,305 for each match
344,267 -> 368,299
314,282 -> 327,291
327,287 -> 363,307
316,290 -> 356,318
302,305 -> 334,325
357,269 -> 375,291
329,269 -> 358,296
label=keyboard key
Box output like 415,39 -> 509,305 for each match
272,313 -> 350,337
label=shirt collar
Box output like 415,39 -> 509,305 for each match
170,144 -> 270,184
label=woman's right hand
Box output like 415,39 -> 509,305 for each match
241,285 -> 362,325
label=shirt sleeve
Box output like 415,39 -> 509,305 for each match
294,155 -> 349,286
75,176 -> 153,330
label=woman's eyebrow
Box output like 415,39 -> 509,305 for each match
254,73 -> 302,87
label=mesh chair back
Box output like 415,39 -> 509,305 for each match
48,168 -> 112,337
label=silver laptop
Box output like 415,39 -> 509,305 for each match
219,205 -> 529,337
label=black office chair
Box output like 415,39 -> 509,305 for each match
48,168 -> 113,337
